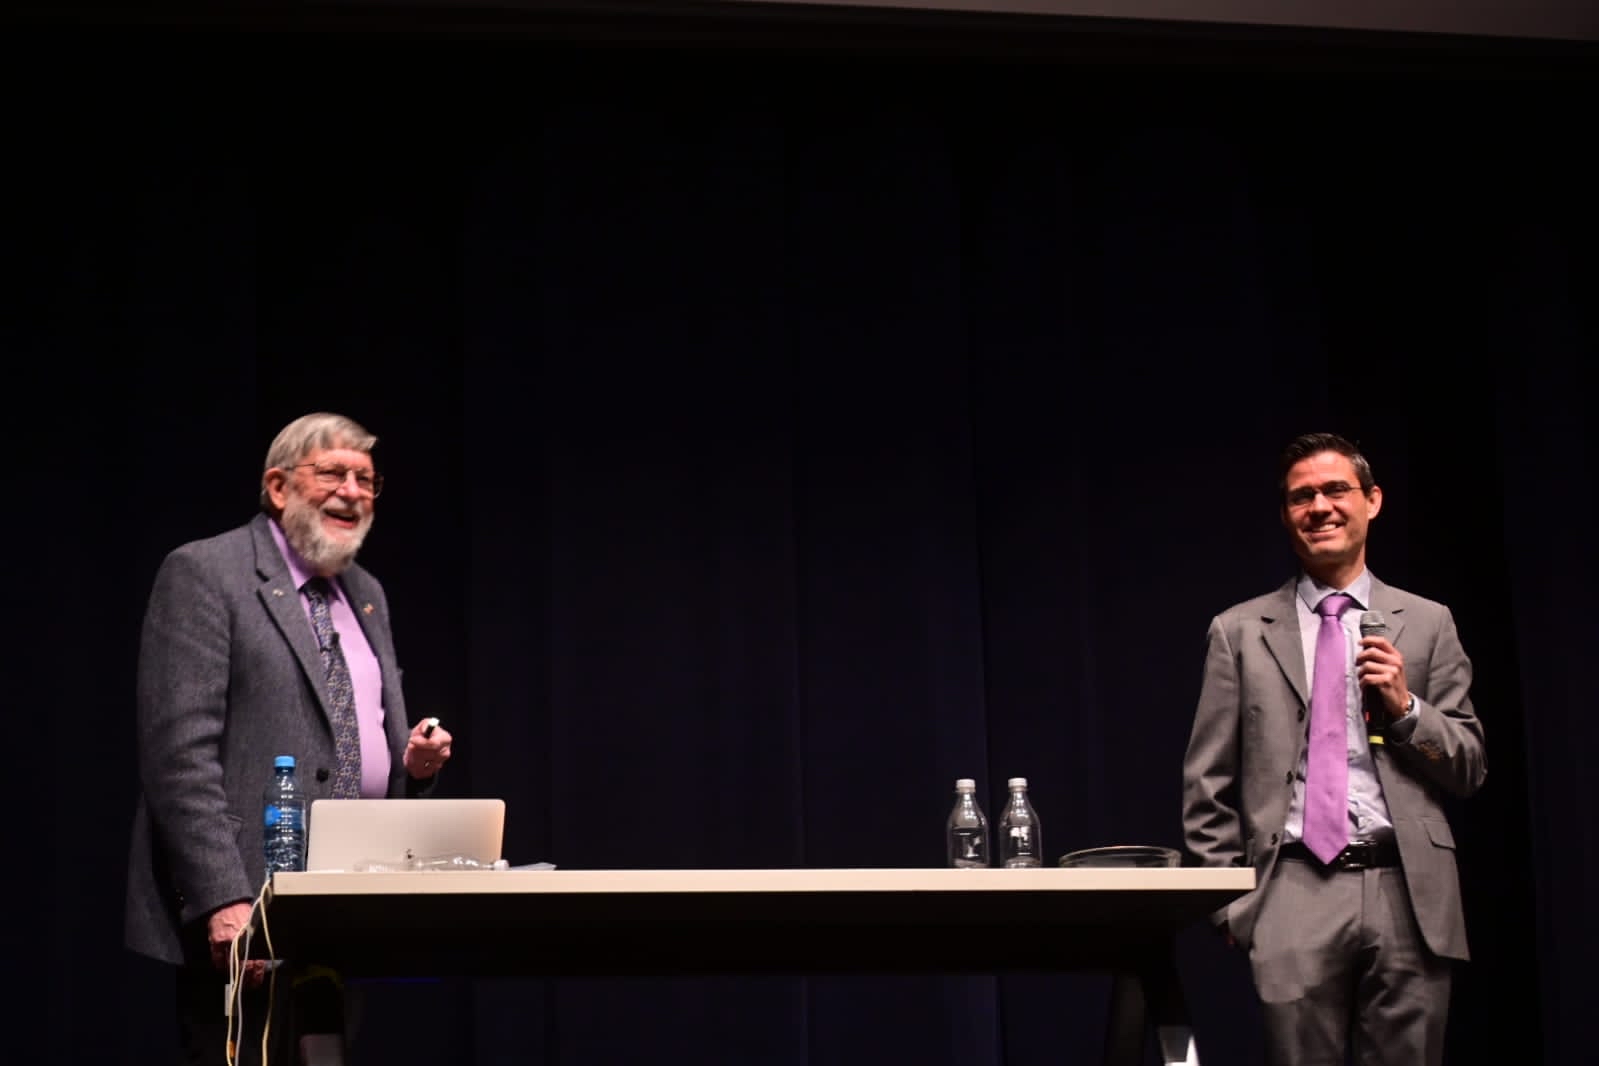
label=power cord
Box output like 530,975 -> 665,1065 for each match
225,879 -> 278,1066
223,876 -> 346,1066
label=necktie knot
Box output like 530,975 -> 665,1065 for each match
1316,593 -> 1354,619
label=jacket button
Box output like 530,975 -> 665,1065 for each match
1298,707 -> 1306,721
1270,833 -> 1278,845
1285,770 -> 1293,785
316,768 -> 330,783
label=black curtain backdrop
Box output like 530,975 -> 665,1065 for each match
7,13 -> 1595,1066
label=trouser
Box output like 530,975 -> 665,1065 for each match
1249,858 -> 1453,1066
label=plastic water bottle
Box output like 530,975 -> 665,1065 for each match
263,755 -> 307,876
998,777 -> 1042,868
946,778 -> 991,868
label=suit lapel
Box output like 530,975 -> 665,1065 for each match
1260,580 -> 1309,707
250,515 -> 335,718
1366,575 -> 1407,646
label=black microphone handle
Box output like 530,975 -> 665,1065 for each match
1358,611 -> 1388,730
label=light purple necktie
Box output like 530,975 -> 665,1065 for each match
1303,593 -> 1354,864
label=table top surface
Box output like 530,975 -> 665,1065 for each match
268,864 -> 1255,896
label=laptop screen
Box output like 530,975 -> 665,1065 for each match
304,798 -> 506,872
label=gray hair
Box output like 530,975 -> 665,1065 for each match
258,412 -> 378,511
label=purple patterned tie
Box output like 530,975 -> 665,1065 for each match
1303,593 -> 1354,863
304,578 -> 363,799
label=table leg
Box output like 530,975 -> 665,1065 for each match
1102,971 -> 1147,1066
1100,949 -> 1201,1066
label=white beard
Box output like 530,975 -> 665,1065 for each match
282,491 -> 373,575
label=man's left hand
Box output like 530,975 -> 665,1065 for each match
403,718 -> 453,778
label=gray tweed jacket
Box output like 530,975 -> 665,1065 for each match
125,514 -> 417,965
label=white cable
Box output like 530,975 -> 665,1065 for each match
224,880 -> 274,1066
258,878 -> 278,1066
226,940 -> 238,1066
228,910 -> 247,1066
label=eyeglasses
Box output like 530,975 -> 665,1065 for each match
291,462 -> 384,497
1285,481 -> 1362,509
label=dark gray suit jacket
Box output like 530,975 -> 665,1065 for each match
1182,575 -> 1487,960
125,514 -> 416,965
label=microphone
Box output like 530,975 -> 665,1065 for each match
1358,611 -> 1388,732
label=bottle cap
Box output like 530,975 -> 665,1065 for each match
955,778 -> 976,790
275,755 -> 296,769
1008,776 -> 1028,789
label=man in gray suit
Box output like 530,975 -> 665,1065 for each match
1182,432 -> 1486,1066
125,411 -> 455,1065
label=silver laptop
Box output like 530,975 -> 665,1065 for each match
305,798 -> 506,872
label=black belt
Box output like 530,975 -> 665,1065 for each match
1279,839 -> 1400,870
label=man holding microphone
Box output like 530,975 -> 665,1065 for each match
1182,432 -> 1486,1066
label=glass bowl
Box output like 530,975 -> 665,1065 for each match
1058,845 -> 1182,868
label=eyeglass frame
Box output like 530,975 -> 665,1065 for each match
288,461 -> 384,497
1284,480 -> 1366,510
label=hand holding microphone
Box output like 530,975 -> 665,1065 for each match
1356,611 -> 1411,724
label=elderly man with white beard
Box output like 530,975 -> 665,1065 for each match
125,411 -> 454,1066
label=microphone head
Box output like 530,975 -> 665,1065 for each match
1359,610 -> 1388,638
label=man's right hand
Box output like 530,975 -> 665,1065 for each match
208,901 -> 267,986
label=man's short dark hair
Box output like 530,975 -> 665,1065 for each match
1278,432 -> 1376,498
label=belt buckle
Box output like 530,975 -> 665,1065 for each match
1339,841 -> 1377,870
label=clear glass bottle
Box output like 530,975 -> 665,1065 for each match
263,754 -> 307,876
998,776 -> 1042,868
945,778 -> 990,868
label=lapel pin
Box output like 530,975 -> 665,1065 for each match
272,588 -> 285,597
362,603 -> 375,615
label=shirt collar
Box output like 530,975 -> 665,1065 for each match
1296,568 -> 1373,614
